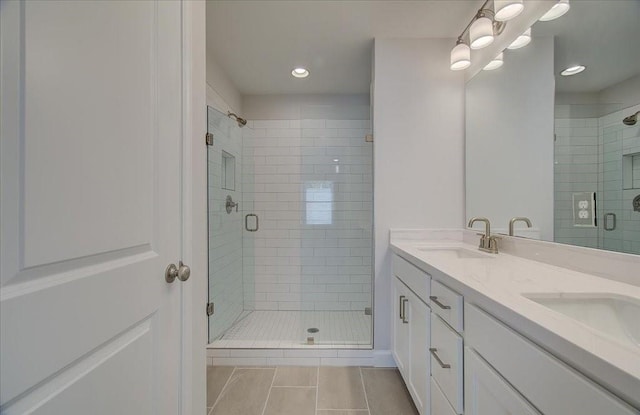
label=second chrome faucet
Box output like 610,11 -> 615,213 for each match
468,217 -> 500,254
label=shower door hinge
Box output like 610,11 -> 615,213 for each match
365,134 -> 373,143
205,132 -> 214,146
206,302 -> 214,316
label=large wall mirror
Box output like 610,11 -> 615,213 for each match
466,0 -> 640,255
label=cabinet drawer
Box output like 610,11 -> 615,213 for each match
431,313 -> 463,414
465,347 -> 541,415
431,377 -> 457,415
392,254 -> 430,303
430,280 -> 464,332
465,303 -> 638,415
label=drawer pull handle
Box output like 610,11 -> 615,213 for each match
402,298 -> 409,324
430,296 -> 451,310
429,348 -> 451,369
399,295 -> 406,319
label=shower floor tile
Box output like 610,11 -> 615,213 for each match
210,310 -> 371,348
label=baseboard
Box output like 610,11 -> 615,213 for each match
206,348 -> 396,368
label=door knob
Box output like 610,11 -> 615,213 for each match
165,261 -> 191,283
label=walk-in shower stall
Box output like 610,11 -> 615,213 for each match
554,103 -> 640,254
207,104 -> 373,348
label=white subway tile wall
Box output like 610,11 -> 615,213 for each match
208,107 -> 247,341
600,105 -> 640,254
242,118 -> 373,313
554,117 -> 600,248
554,103 -> 640,254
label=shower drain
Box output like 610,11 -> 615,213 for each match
307,328 -> 319,333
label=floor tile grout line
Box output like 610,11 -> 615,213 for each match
359,367 -> 372,415
210,366 -> 238,413
260,366 -> 278,415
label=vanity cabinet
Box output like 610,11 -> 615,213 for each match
393,276 -> 411,375
465,303 -> 638,415
392,256 -> 431,415
391,251 -> 639,415
464,347 -> 540,415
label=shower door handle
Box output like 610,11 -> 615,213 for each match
245,214 -> 259,232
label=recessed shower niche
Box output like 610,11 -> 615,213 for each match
622,153 -> 640,191
221,150 -> 236,191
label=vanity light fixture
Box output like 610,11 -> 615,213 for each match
560,65 -> 586,76
493,0 -> 524,22
483,52 -> 504,70
470,13 -> 495,49
539,0 -> 570,22
291,67 -> 310,78
507,27 -> 531,49
450,0 -> 514,71
450,39 -> 471,70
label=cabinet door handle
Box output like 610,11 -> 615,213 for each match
402,298 -> 409,324
399,295 -> 406,319
429,348 -> 451,369
430,296 -> 451,310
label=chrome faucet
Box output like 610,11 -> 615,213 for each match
509,217 -> 532,236
468,217 -> 500,254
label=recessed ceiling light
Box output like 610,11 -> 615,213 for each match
560,65 -> 586,76
291,67 -> 309,78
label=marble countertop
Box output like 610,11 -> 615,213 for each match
390,230 -> 640,408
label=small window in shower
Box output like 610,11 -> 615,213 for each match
221,150 -> 235,190
305,181 -> 333,225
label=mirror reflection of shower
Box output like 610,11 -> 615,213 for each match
227,111 -> 247,127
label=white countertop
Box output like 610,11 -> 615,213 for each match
390,231 -> 640,408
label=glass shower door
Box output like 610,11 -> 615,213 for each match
206,106 -> 251,342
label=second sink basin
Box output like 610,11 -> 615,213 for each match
523,293 -> 640,350
417,247 -> 492,259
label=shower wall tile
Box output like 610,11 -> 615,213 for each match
243,119 -> 373,312
554,117 -> 600,249
554,102 -> 640,255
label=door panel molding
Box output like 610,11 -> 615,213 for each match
2,317 -> 153,414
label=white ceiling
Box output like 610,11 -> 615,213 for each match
206,0 -> 483,95
533,0 -> 640,93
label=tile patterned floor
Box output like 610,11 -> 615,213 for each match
211,311 -> 372,348
207,366 -> 418,415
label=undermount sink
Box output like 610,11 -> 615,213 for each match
416,247 -> 492,259
523,293 -> 640,350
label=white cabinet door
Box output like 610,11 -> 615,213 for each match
407,291 -> 430,415
393,277 -> 410,376
465,348 -> 541,415
1,1 -> 185,413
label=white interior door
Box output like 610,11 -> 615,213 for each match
1,1 -> 185,413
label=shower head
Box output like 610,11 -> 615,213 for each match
623,111 -> 639,126
227,112 -> 247,128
